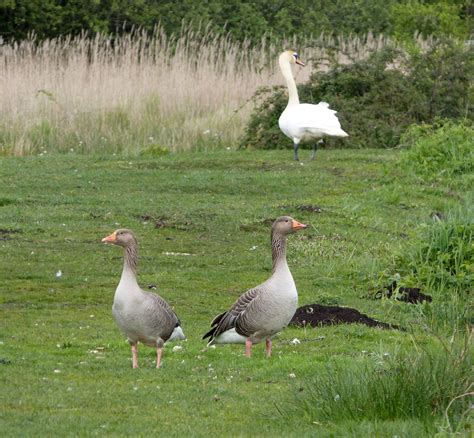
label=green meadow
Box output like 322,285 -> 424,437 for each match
1,149 -> 471,436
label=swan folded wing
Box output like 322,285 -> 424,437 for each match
287,103 -> 347,137
203,287 -> 260,341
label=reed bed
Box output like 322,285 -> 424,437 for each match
0,28 -> 426,156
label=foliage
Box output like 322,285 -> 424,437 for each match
400,121 -> 474,181
296,334 -> 472,434
1,0 -> 471,44
391,0 -> 470,41
0,0 -> 395,42
241,40 -> 473,150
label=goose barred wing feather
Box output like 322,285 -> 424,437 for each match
142,290 -> 181,340
203,287 -> 260,341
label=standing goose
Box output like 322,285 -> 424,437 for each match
203,216 -> 307,357
278,50 -> 348,161
101,229 -> 185,369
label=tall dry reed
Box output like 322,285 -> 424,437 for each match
0,28 -> 420,156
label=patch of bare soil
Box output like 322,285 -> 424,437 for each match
296,204 -> 323,213
290,303 -> 401,330
375,281 -> 432,304
0,228 -> 21,240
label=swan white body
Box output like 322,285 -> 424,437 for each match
278,51 -> 348,160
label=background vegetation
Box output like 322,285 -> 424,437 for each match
1,0 -> 471,43
241,40 -> 473,151
0,1 -> 473,436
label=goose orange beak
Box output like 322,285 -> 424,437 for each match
101,232 -> 117,243
292,220 -> 307,230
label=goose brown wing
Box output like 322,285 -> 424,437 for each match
202,287 -> 260,341
143,290 -> 181,341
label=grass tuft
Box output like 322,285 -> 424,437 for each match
295,331 -> 472,434
389,204 -> 473,331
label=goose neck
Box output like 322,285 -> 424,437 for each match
271,230 -> 288,273
279,57 -> 300,107
121,243 -> 138,281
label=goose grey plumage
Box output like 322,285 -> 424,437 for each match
203,216 -> 307,357
101,229 -> 185,368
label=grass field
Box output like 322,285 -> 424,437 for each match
0,149 -> 471,436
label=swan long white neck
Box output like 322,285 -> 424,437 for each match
279,54 -> 299,107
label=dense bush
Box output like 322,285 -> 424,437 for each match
400,121 -> 474,180
240,40 -> 473,150
391,0 -> 470,41
1,1 -> 470,43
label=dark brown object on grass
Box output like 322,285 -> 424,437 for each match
375,281 -> 432,304
290,304 -> 401,330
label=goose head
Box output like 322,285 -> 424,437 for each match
272,216 -> 307,235
101,228 -> 137,248
279,50 -> 305,67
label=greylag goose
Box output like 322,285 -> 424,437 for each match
101,229 -> 185,368
203,216 -> 307,357
278,50 -> 348,161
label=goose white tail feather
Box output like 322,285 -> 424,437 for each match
168,325 -> 186,342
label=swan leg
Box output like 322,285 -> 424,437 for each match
311,139 -> 323,160
265,338 -> 272,358
156,347 -> 163,369
130,342 -> 138,369
293,141 -> 300,161
245,339 -> 252,358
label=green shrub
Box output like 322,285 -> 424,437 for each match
400,121 -> 474,180
391,0 -> 470,41
241,40 -> 473,150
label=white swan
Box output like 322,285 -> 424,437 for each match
278,50 -> 348,161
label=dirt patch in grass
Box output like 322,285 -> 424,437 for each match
375,281 -> 432,304
296,204 -> 323,213
280,204 -> 323,214
138,214 -> 193,231
0,228 -> 21,240
290,303 -> 401,330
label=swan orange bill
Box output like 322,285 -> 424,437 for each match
101,232 -> 117,243
295,58 -> 305,66
291,220 -> 307,230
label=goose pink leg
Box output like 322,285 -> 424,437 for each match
131,343 -> 138,369
245,339 -> 252,358
265,338 -> 272,358
156,347 -> 163,369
